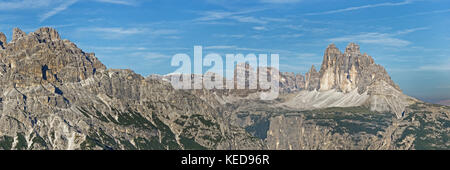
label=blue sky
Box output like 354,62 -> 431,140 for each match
0,0 -> 449,103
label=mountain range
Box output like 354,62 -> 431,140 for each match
0,27 -> 448,150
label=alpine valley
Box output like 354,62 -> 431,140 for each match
0,28 -> 448,150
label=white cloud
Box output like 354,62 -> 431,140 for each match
329,32 -> 411,47
88,27 -> 147,35
203,46 -> 292,54
398,8 -> 450,18
213,34 -> 245,38
279,64 -> 312,72
329,27 -> 428,47
395,27 -> 429,35
204,45 -> 272,52
0,0 -> 138,22
90,46 -> 149,51
204,45 -> 237,50
193,8 -> 287,25
150,29 -> 179,35
0,0 -> 136,10
85,27 -> 178,35
252,26 -> 267,31
132,52 -> 172,60
307,0 -> 413,15
0,0 -> 54,10
295,53 -> 317,59
90,46 -> 190,52
260,17 -> 290,22
418,63 -> 450,71
195,10 -> 254,21
231,16 -> 267,24
94,0 -> 137,6
79,27 -> 179,39
260,0 -> 301,4
40,0 -> 78,22
285,24 -> 330,33
280,33 -> 302,38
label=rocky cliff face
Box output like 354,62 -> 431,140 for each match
194,43 -> 448,150
0,28 -> 263,150
1,28 -> 105,88
0,27 -> 447,150
317,43 -> 400,93
298,43 -> 400,94
279,72 -> 305,93
304,65 -> 320,91
0,32 -> 6,49
276,43 -> 410,118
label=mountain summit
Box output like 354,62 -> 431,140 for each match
0,27 -> 263,150
0,28 -> 448,150
1,27 -> 105,87
304,42 -> 400,93
278,43 -> 411,118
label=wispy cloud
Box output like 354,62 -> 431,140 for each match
3,0 -> 140,22
89,27 -> 147,35
398,8 -> 450,18
94,0 -> 137,6
213,34 -> 245,39
294,53 -> 317,59
330,32 -> 410,47
280,33 -> 302,38
285,24 -> 330,33
204,45 -> 274,52
418,63 -> 450,71
39,0 -> 141,22
194,8 -> 265,21
40,0 -> 78,22
150,29 -> 180,35
88,27 -> 179,35
252,26 -> 267,31
0,0 -> 54,10
203,45 -> 294,54
395,27 -> 429,35
90,46 -> 148,51
306,0 -> 413,15
260,17 -> 290,22
279,64 -> 315,73
260,0 -> 302,4
193,8 -> 288,25
204,45 -> 237,50
79,27 -> 179,39
90,46 -> 190,53
329,27 -> 427,47
0,0 -> 136,11
231,16 -> 267,24
131,52 -> 172,60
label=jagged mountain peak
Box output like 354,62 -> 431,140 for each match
0,27 -> 106,86
280,42 -> 410,118
0,32 -> 6,48
0,27 -> 264,150
11,27 -> 62,43
32,27 -> 61,42
316,42 -> 397,93
324,43 -> 341,57
326,43 -> 338,49
309,65 -> 317,73
0,26 -> 446,151
345,42 -> 361,55
12,27 -> 26,42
